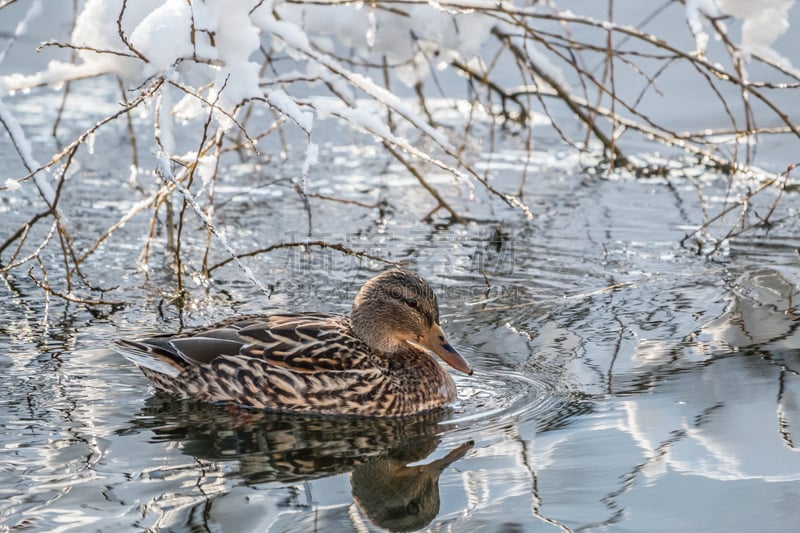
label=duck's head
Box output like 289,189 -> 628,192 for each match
350,269 -> 472,375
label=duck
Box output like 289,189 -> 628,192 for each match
114,269 -> 472,417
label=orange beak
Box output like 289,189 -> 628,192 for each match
414,323 -> 473,375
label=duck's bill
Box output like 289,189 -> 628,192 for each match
415,323 -> 473,375
425,440 -> 474,474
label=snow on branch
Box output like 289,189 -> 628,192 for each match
0,0 -> 797,303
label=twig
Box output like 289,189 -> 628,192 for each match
308,193 -> 382,209
383,142 -> 465,223
168,79 -> 259,152
679,166 -> 794,253
28,265 -> 123,306
0,210 -> 50,261
38,40 -> 139,59
208,241 -> 402,273
118,76 -> 139,169
0,215 -> 56,272
117,0 -> 149,62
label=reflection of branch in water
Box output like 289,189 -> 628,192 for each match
120,395 -> 471,531
597,401 -> 724,527
594,427 -> 688,529
513,428 -> 572,533
713,269 -> 800,450
777,368 -> 796,450
606,312 -> 625,395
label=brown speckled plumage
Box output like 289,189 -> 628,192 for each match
115,269 -> 472,417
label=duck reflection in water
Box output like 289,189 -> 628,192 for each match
121,395 -> 472,532
351,439 -> 472,532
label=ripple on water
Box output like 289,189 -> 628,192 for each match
444,369 -> 566,438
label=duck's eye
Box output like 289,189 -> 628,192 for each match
402,298 -> 418,309
406,500 -> 420,516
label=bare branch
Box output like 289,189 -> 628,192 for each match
209,241 -> 402,273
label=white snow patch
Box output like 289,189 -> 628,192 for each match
301,141 -> 319,190
130,0 -> 193,75
266,89 -> 313,132
686,0 -> 797,70
3,178 -> 21,192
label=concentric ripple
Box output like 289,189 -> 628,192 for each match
442,369 -> 567,438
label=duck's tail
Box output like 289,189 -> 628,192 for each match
113,339 -> 184,377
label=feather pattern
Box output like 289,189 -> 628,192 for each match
115,270 -> 472,417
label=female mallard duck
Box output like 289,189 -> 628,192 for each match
115,269 -> 472,417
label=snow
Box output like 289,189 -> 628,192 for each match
686,0 -> 796,68
71,0 -> 162,79
0,60 -> 109,95
0,0 -> 796,226
156,88 -> 176,155
3,178 -> 21,192
302,142 -> 319,191
1,1 -> 792,128
203,0 -> 263,107
266,89 -> 313,132
86,132 -> 95,155
719,0 -> 796,62
129,0 -> 193,75
685,0 -> 718,54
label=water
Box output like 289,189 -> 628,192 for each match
2,11 -> 800,533
3,115 -> 798,530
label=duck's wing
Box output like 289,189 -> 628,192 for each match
114,313 -> 370,377
235,313 -> 371,372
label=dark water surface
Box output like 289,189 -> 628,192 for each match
2,59 -> 800,533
